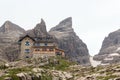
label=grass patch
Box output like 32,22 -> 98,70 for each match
8,67 -> 32,74
0,67 -> 32,80
41,56 -> 76,71
97,75 -> 118,80
41,73 -> 52,80
0,64 -> 8,70
0,76 -> 6,80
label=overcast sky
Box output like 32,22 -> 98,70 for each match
0,0 -> 120,56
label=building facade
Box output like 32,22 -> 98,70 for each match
18,35 -> 64,59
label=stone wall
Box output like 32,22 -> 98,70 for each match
20,37 -> 34,59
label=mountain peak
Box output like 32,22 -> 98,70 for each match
27,19 -> 48,37
49,17 -> 73,33
0,21 -> 25,33
49,17 -> 90,65
56,17 -> 72,29
40,18 -> 45,25
93,28 -> 120,64
4,20 -> 12,24
3,20 -> 14,29
34,19 -> 47,36
59,17 -> 72,25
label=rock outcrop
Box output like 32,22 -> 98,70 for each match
93,29 -> 120,64
27,19 -> 48,37
49,17 -> 90,65
0,21 -> 25,61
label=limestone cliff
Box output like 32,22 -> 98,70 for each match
94,29 -> 120,64
0,21 -> 25,61
49,17 -> 90,65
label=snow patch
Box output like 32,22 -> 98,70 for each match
90,56 -> 101,67
108,53 -> 120,57
101,63 -> 110,66
116,47 -> 120,51
103,53 -> 120,61
104,57 -> 113,61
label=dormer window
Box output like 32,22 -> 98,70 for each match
25,41 -> 30,46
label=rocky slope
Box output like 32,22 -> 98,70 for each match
0,21 -> 25,61
0,57 -> 120,80
94,29 -> 120,65
49,17 -> 90,66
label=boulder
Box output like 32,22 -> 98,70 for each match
4,77 -> 12,80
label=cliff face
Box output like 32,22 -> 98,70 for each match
0,21 -> 25,61
0,21 -> 25,34
93,29 -> 120,64
49,17 -> 90,65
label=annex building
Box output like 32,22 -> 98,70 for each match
18,35 -> 64,58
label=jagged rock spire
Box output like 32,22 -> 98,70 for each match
49,17 -> 90,66
34,19 -> 48,37
50,17 -> 73,34
59,17 -> 72,28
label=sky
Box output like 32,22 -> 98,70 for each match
0,0 -> 120,56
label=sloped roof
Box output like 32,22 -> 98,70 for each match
18,34 -> 35,42
18,34 -> 55,42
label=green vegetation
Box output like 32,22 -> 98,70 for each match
0,67 -> 32,80
41,56 -> 76,71
0,66 -> 52,80
0,76 -> 6,80
0,64 -> 8,70
9,75 -> 19,80
97,75 -> 118,80
1,56 -> 120,80
0,56 -> 75,80
8,67 -> 31,74
41,73 -> 52,80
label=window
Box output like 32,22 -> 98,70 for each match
42,48 -> 47,51
25,49 -> 30,53
26,56 -> 29,58
44,43 -> 47,46
56,52 -> 62,56
35,48 -> 40,51
49,48 -> 54,51
25,41 -> 30,46
35,43 -> 40,46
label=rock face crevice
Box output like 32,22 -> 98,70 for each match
49,17 -> 90,65
94,29 -> 120,64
